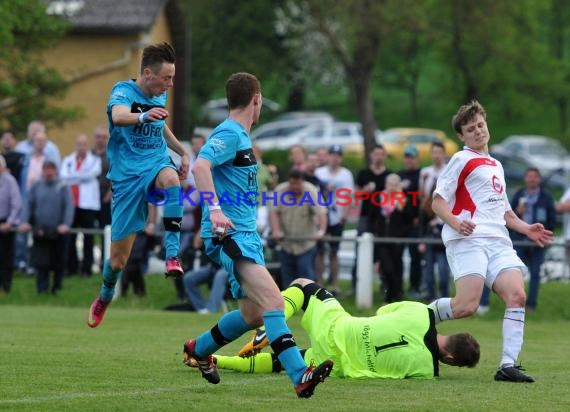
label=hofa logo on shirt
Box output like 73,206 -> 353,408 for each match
491,175 -> 504,194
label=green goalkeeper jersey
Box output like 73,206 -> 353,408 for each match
305,301 -> 439,379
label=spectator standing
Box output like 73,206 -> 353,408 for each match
398,145 -> 423,298
491,168 -> 555,311
303,153 -> 326,192
92,125 -> 111,271
289,144 -> 308,173
60,133 -> 102,277
183,261 -> 229,314
0,155 -> 22,294
556,185 -> 570,276
315,147 -> 329,168
19,160 -> 74,294
15,120 -> 61,165
270,169 -> 327,289
419,142 -> 451,302
16,128 -> 58,274
314,144 -> 354,294
1,130 -> 25,182
353,144 -> 391,294
373,173 -> 414,303
252,144 -> 278,257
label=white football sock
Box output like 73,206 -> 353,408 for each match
500,307 -> 525,367
428,298 -> 453,324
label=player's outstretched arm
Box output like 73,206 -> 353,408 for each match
504,210 -> 554,247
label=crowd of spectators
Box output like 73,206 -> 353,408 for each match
1,122 -> 569,314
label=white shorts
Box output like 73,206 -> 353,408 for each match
445,237 -> 525,288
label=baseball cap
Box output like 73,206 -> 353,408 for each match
404,145 -> 418,157
329,144 -> 343,155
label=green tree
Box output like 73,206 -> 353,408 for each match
0,1 -> 79,134
375,0 -> 432,123
184,0 -> 292,126
277,0 -> 385,163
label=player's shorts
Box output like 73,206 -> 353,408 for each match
110,162 -> 176,241
301,283 -> 347,367
203,231 -> 265,299
445,236 -> 525,288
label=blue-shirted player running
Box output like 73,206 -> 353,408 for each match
185,72 -> 333,398
87,42 -> 189,328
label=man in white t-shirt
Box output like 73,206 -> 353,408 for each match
428,101 -> 553,383
314,145 -> 354,294
556,186 -> 570,275
419,142 -> 450,302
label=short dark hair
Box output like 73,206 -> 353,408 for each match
452,100 -> 487,134
288,168 -> 304,180
140,42 -> 176,74
226,72 -> 261,110
444,333 -> 480,368
525,167 -> 541,177
431,141 -> 445,151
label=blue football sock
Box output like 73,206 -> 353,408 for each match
195,310 -> 250,356
100,259 -> 122,302
264,310 -> 306,384
163,185 -> 183,259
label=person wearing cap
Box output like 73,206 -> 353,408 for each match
19,160 -> 74,294
398,145 -> 423,299
314,144 -> 354,295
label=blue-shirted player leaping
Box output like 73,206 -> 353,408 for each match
184,72 -> 333,398
87,42 -> 189,328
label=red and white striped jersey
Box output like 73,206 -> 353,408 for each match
433,147 -> 511,244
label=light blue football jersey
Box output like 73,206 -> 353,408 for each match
198,118 -> 259,236
106,80 -> 171,181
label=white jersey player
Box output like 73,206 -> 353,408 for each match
428,100 -> 553,383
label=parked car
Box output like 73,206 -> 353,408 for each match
377,128 -> 459,161
272,111 -> 334,122
253,118 -> 373,156
490,151 -> 569,194
490,135 -> 570,176
200,97 -> 281,126
251,116 -> 330,147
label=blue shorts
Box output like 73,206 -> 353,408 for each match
204,231 -> 265,299
110,162 -> 176,241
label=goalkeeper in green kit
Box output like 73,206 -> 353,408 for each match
185,278 -> 480,379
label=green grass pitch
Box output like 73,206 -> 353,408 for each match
1,274 -> 570,411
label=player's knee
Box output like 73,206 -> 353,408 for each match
290,278 -> 314,288
243,313 -> 264,328
109,256 -> 127,272
503,288 -> 527,307
454,300 -> 479,318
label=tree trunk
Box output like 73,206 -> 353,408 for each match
452,0 -> 478,102
287,79 -> 305,112
351,71 -> 377,165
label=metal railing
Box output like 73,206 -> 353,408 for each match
9,226 -> 568,308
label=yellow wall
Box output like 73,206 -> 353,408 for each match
43,11 -> 173,156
